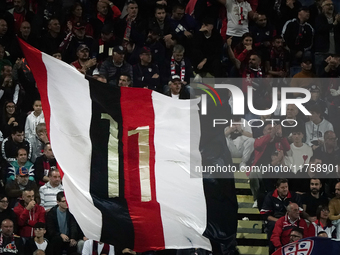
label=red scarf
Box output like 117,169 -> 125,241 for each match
170,56 -> 186,82
92,241 -> 110,255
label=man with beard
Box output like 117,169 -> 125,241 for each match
265,36 -> 290,78
34,143 -> 57,187
7,0 -> 34,34
301,179 -> 329,222
70,44 -> 97,75
0,219 -> 23,255
329,182 -> 340,238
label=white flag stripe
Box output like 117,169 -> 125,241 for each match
152,92 -> 211,250
41,54 -> 102,240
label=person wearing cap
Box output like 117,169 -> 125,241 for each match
94,24 -> 122,64
290,56 -> 319,96
165,75 -> 190,99
132,46 -> 160,90
25,222 -> 50,254
13,188 -> 45,239
59,20 -> 95,64
89,0 -> 121,40
99,45 -> 133,87
282,6 -> 314,64
7,148 -> 35,183
70,44 -> 97,75
192,18 -> 224,81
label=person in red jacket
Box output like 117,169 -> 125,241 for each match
270,203 -> 309,249
13,188 -> 45,240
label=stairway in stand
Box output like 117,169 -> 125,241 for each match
233,158 -> 269,255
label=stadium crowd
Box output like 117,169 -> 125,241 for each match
0,0 -> 340,254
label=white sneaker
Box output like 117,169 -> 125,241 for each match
252,200 -> 258,208
242,217 -> 249,221
193,74 -> 203,83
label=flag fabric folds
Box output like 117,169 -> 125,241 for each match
18,39 -> 212,252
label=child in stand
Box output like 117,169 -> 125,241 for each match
25,100 -> 45,145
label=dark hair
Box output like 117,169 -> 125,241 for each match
17,147 -> 28,156
34,222 -> 46,229
309,156 -> 322,163
120,73 -> 131,82
155,4 -> 166,12
56,191 -> 65,202
11,126 -> 23,135
48,169 -> 59,177
316,205 -> 332,227
0,194 -> 7,201
234,32 -> 253,54
290,227 -> 304,237
317,231 -> 327,236
276,178 -> 288,187
307,104 -> 322,115
272,35 -> 283,42
172,4 -> 185,12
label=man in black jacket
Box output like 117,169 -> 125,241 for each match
46,192 -> 78,255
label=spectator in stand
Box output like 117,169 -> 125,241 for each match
39,169 -> 63,212
118,74 -> 132,87
46,192 -> 79,255
117,1 -> 147,50
309,205 -> 336,238
90,0 -> 121,40
164,44 -> 193,88
2,126 -> 32,164
303,85 -> 327,118
313,130 -> 339,167
133,47 -> 160,90
0,219 -> 24,254
169,4 -> 199,50
301,179 -> 329,222
13,189 -> 45,240
25,222 -> 50,255
7,148 -> 35,183
39,18 -> 64,56
289,227 -> 304,243
224,116 -> 254,169
284,126 -> 312,174
249,13 -> 276,57
222,0 -> 258,47
309,0 -> 324,27
290,56 -> 318,95
94,24 -> 122,65
25,100 -> 44,144
314,0 -> 340,76
65,2 -> 93,37
30,123 -> 49,164
280,104 -> 306,140
34,0 -> 63,36
59,20 -> 95,64
192,18 -> 223,82
0,195 -> 17,231
7,0 -> 35,34
70,44 -> 97,75
265,36 -> 290,78
328,182 -> 340,238
17,21 -> 37,48
0,19 -> 20,62
34,143 -> 57,187
144,27 -> 166,70
82,239 -> 114,255
1,101 -> 21,139
149,4 -> 176,49
282,6 -> 314,65
0,45 -> 11,74
165,75 -> 190,99
270,203 -> 309,249
5,167 -> 39,209
99,46 -> 133,87
0,65 -> 12,82
305,105 -> 333,149
233,32 -> 254,67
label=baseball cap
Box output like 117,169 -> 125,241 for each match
17,167 -> 28,176
140,46 -> 151,55
34,222 -> 46,229
114,45 -> 125,54
74,20 -> 86,30
77,44 -> 89,52
171,75 -> 181,82
309,85 -> 321,92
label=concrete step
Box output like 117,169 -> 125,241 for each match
238,208 -> 260,214
232,158 -> 242,164
237,246 -> 269,255
236,183 -> 251,189
237,195 -> 254,203
237,220 -> 262,233
237,233 -> 267,239
234,171 -> 248,180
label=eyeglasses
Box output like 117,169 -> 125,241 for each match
6,106 -> 15,109
0,200 -> 8,204
290,234 -> 302,238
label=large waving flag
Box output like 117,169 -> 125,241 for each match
273,237 -> 340,255
18,39 -> 219,252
